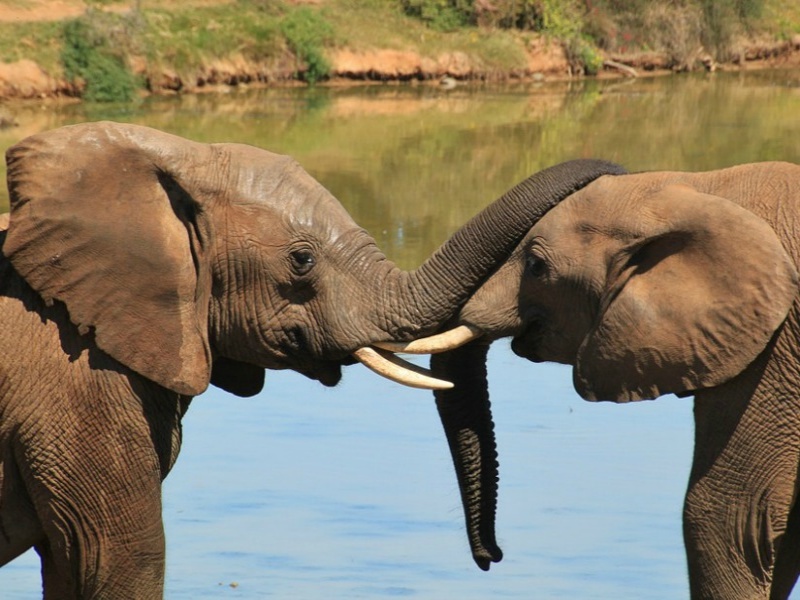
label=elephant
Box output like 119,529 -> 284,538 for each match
0,120 -> 624,599
382,162 -> 800,598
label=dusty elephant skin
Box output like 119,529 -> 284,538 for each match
428,162 -> 800,599
0,121 -> 623,599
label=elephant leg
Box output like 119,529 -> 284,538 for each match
0,451 -> 44,565
684,362 -> 800,599
768,465 -> 800,600
28,459 -> 167,600
17,394 -> 174,600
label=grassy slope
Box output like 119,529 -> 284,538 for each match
0,0 -> 798,100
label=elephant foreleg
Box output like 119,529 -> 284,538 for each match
29,458 -> 167,600
685,358 -> 800,599
0,451 -> 44,565
768,467 -> 800,600
17,392 -> 174,600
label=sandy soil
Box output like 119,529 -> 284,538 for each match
0,0 -> 86,23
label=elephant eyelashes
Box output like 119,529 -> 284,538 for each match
289,248 -> 316,275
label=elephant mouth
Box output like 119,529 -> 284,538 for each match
278,328 -> 347,387
297,359 -> 345,387
510,334 -> 542,362
282,327 -> 460,390
299,348 -> 460,390
510,312 -> 546,362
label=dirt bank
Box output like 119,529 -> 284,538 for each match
4,38 -> 800,102
0,0 -> 799,102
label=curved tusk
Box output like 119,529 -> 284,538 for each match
353,347 -> 454,390
373,324 -> 483,354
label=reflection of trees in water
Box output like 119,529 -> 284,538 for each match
585,71 -> 800,171
0,71 -> 798,228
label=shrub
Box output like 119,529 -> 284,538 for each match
400,0 -> 474,31
585,0 -> 766,62
400,0 -> 584,33
699,0 -> 763,58
565,36 -> 604,74
280,7 -> 334,84
61,12 -> 141,102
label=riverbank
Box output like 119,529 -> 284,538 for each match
0,0 -> 799,102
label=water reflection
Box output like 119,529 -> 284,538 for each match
1,71 -> 799,599
1,70 -> 799,268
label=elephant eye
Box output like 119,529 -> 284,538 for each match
526,254 -> 547,277
290,248 -> 316,276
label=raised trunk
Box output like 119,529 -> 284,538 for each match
380,159 -> 626,339
431,341 -> 501,569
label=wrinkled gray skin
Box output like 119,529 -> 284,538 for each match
0,121 -> 623,600
433,162 -> 800,599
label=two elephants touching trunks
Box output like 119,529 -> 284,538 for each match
2,120 -> 799,600
408,162 -> 800,599
0,121 -> 622,599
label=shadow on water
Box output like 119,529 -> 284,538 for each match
1,70 -> 800,598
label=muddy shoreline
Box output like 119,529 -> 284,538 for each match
0,36 -> 799,103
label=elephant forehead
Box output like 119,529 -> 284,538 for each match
537,173 -> 696,243
218,144 -> 360,241
533,190 -> 641,250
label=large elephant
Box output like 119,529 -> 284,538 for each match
385,162 -> 800,598
0,121 -> 622,599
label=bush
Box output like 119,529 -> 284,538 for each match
400,0 -> 584,33
699,0 -> 763,58
400,0 -> 474,31
61,12 -> 141,102
565,36 -> 604,74
280,7 -> 334,84
584,0 -> 766,63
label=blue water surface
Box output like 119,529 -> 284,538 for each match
1,344 -> 695,599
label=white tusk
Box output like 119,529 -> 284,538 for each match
372,324 -> 483,354
353,347 -> 454,390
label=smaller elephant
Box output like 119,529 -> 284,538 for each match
385,162 -> 800,599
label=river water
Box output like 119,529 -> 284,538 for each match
1,70 -> 800,598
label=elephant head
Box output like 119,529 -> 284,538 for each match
2,121 -> 623,403
456,165 -> 799,398
383,162 -> 800,571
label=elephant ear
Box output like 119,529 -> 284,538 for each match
4,121 -> 219,396
575,184 -> 798,402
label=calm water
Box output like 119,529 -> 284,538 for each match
1,70 -> 800,598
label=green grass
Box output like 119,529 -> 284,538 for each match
0,0 -> 797,102
764,0 -> 800,38
141,3 -> 284,77
0,20 -> 64,72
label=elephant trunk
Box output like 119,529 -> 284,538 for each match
377,159 -> 626,340
431,342 -> 501,570
341,160 -> 624,391
371,161 -> 625,567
